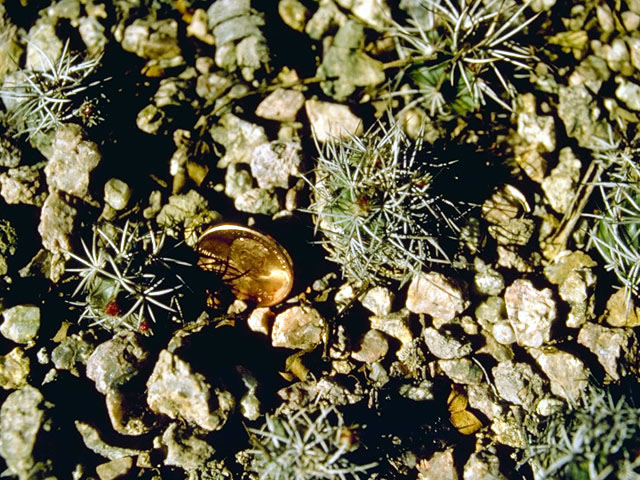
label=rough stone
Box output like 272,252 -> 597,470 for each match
156,189 -> 209,228
577,322 -> 634,380
544,250 -> 597,285
210,113 -> 268,168
224,163 -> 253,199
557,84 -> 608,148
467,384 -> 503,420
492,360 -> 546,411
417,447 -> 458,480
438,358 -> 483,384
0,386 -> 44,479
423,327 -> 472,359
615,79 -> 640,111
147,350 -> 235,431
250,140 -> 302,189
529,347 -> 588,402
78,15 -> 108,56
0,304 -> 40,344
0,347 -> 29,390
305,1 -> 347,39
475,296 -> 506,326
271,306 -> 326,349
247,307 -> 273,335
255,88 -> 305,122
463,451 -> 507,480
106,390 -> 154,436
504,279 -> 556,347
370,310 -> 413,347
75,421 -> 144,460
406,272 -> 468,321
398,379 -> 434,401
491,321 -> 516,345
0,163 -> 47,206
51,334 -> 95,375
121,18 -> 182,61
487,218 -> 535,246
305,99 -> 363,143
234,187 -> 281,214
491,413 -> 527,448
603,288 -> 640,327
559,270 -> 594,328
541,147 -> 581,214
26,23 -> 62,71
38,190 -> 77,255
473,259 -> 505,296
161,422 -> 215,471
86,331 -> 149,394
104,179 -> 131,211
136,104 -> 165,134
360,286 -> 394,315
95,457 -> 134,480
351,329 -> 388,364
44,124 -> 101,198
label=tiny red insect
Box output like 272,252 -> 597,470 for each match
139,321 -> 150,332
104,300 -> 121,316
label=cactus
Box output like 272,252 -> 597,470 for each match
306,121 -> 471,285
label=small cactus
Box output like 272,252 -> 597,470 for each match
306,121 -> 472,285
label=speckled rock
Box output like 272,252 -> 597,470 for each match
121,18 -> 182,61
370,310 -> 413,347
136,104 -> 165,134
398,379 -> 434,401
51,334 -> 95,375
75,421 -> 144,460
0,347 -> 29,390
541,147 -> 582,214
360,286 -> 394,315
95,457 -> 134,480
487,218 -> 535,246
250,140 -> 301,189
78,15 -> 108,56
557,84 -> 608,148
351,329 -> 388,363
406,272 -> 468,321
602,288 -> 640,327
0,386 -> 44,479
0,305 -> 40,344
224,164 -> 253,199
147,350 -> 235,431
475,296 -> 507,326
491,412 -> 526,448
504,279 -> 556,347
473,259 -> 505,296
417,447 -> 458,480
104,178 -> 131,211
423,327 -> 472,359
86,332 -> 149,394
156,189 -> 209,228
272,306 -> 326,349
0,219 -> 17,275
544,250 -> 597,285
577,322 -> 635,380
210,113 -> 268,168
304,99 -> 363,143
255,88 -> 305,122
529,347 -> 588,402
234,188 -> 280,215
44,124 -> 101,198
161,422 -> 215,471
38,190 -> 77,254
438,358 -> 483,384
492,360 -> 546,411
559,270 -> 594,328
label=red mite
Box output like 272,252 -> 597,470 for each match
139,321 -> 150,332
105,300 -> 121,316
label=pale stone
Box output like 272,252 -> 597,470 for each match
423,327 -> 472,359
104,178 -> 131,211
250,140 -> 301,189
96,457 -> 133,480
504,279 -> 556,347
493,360 -> 545,411
255,88 -> 305,122
0,348 -> 29,390
351,329 -> 388,363
247,307 -> 273,336
305,99 -> 363,143
417,447 -> 458,480
406,272 -> 468,321
577,322 -> 634,380
370,310 -> 413,346
271,306 -> 326,349
360,286 -> 394,315
529,347 -> 588,402
0,305 -> 40,344
603,289 -> 640,327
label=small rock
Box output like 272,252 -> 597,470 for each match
186,9 -> 215,45
250,140 -> 302,189
51,334 -> 95,375
529,347 -> 588,402
305,1 -> 347,39
121,18 -> 182,61
136,104 -> 165,134
628,36 -> 640,70
491,413 -> 526,448
279,0 -> 309,31
255,88 -> 305,122
38,190 -> 77,255
516,93 -> 556,152
491,321 -> 516,345
45,124 -> 101,198
603,288 -> 640,327
224,163 -> 253,199
0,219 -> 17,275
487,218 -> 535,246
147,350 -> 235,431
86,331 -> 149,394
406,272 -> 468,321
370,310 -> 413,347
271,306 -> 326,349
541,147 -> 582,214
161,423 -> 215,471
351,329 -> 388,363
78,15 -> 108,56
105,390 -> 154,436
247,307 -> 273,335
577,322 -> 634,380
304,99 -> 363,143
559,270 -> 594,328
0,347 -> 29,390
473,259 -> 505,296
0,386 -> 44,479
104,179 -> 131,211
492,361 -> 546,411
75,421 -> 144,460
504,279 -> 556,348
398,379 -> 434,401
423,327 -> 473,359
463,451 -> 507,480
438,358 -> 483,384
467,384 -> 503,420
544,250 -> 597,285
156,189 -> 209,228
95,457 -> 133,480
26,23 -> 62,71
210,113 -> 268,168
606,38 -> 632,74
557,84 -> 608,148
0,137 -> 21,168
417,447 -> 457,480
475,296 -> 507,326
481,186 -> 526,225
360,286 -> 394,315
234,188 -> 280,215
0,305 -> 40,344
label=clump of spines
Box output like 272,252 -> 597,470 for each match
244,406 -> 377,480
390,0 -> 539,114
307,121 -> 471,285
0,39 -> 104,139
65,221 -> 189,332
526,384 -> 640,480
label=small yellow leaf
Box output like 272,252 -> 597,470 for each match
450,410 -> 483,435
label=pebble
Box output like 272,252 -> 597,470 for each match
121,18 -> 182,61
44,124 -> 101,198
491,321 -> 516,345
186,8 -> 215,45
541,147 -> 581,214
529,347 -> 588,402
51,334 -> 95,375
305,1 -> 347,40
351,329 -> 388,364
146,350 -> 235,431
255,88 -> 305,122
504,279 -> 556,348
417,447 -> 457,480
247,307 -> 273,335
487,218 -> 535,246
250,140 -> 302,189
605,38 -> 632,74
156,189 -> 209,228
577,322 -> 634,380
423,327 -> 473,359
75,421 -> 144,460
0,386 -> 45,478
398,379 -> 434,401
278,0 -> 309,31
96,457 -> 133,480
105,390 -> 153,436
26,23 -> 62,71
463,451 -> 507,480
104,178 -> 131,211
161,422 -> 215,471
0,305 -> 40,344
86,332 -> 149,394
438,358 -> 483,384
406,271 -> 468,321
0,137 -> 21,168
210,113 -> 268,168
38,190 -> 77,256
467,384 -> 503,420
0,219 -> 17,276
492,360 -> 545,411
234,187 -> 280,215
78,16 -> 107,56
360,286 -> 394,315
557,84 -> 608,148
271,306 -> 326,350
491,414 -> 526,448
559,270 -> 594,328
0,348 -> 29,390
544,250 -> 597,285
628,36 -> 640,70
370,310 -> 413,347
304,99 -> 363,143
473,259 -> 505,296
603,289 -> 640,327
224,164 -> 253,199
336,0 -> 391,29
136,104 -> 165,134
615,78 -> 640,111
